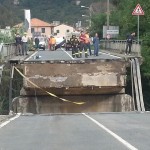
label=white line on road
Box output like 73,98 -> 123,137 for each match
99,52 -> 121,59
82,113 -> 138,150
61,48 -> 74,60
0,113 -> 21,129
91,50 -> 121,59
25,51 -> 38,61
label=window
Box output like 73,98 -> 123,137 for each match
66,29 -> 70,33
41,28 -> 45,33
56,30 -> 59,33
31,28 -> 34,33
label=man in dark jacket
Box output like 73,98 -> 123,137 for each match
34,37 -> 39,50
125,32 -> 135,55
15,33 -> 22,55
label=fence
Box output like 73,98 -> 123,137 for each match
100,40 -> 141,57
0,43 -> 16,62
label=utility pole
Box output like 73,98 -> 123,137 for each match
107,0 -> 110,30
89,6 -> 92,27
106,0 -> 110,49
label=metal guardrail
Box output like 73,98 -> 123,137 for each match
0,43 -> 16,62
100,40 -> 141,57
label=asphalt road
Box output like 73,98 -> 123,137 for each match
0,112 -> 150,150
25,48 -> 121,61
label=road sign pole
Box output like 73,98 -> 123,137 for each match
132,4 -> 144,44
137,15 -> 139,44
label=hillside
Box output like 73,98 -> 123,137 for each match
0,0 -> 101,28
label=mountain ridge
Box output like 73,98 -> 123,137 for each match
0,0 -> 101,28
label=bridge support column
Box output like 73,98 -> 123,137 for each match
12,94 -> 134,114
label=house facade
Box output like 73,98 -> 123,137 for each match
54,24 -> 74,37
29,18 -> 55,38
14,18 -> 55,38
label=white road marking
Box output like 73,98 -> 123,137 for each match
91,50 -> 121,59
0,113 -> 21,129
82,113 -> 138,150
99,52 -> 121,59
61,48 -> 74,60
25,51 -> 38,61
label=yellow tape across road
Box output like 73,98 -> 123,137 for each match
14,67 -> 85,105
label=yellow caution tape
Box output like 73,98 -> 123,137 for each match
14,66 -> 85,105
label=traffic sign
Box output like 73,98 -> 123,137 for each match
107,30 -> 119,35
106,34 -> 110,39
132,4 -> 144,16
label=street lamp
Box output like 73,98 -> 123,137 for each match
82,14 -> 89,17
81,5 -> 92,27
81,5 -> 90,9
82,14 -> 91,27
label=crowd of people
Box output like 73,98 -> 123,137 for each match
68,31 -> 100,58
14,30 -> 101,58
14,30 -> 135,58
46,30 -> 100,58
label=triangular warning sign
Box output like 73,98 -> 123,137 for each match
132,4 -> 144,15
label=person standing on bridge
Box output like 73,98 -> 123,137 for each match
34,37 -> 39,51
93,33 -> 100,56
22,32 -> 28,55
49,36 -> 56,51
70,34 -> 79,58
79,31 -> 88,58
85,32 -> 92,56
125,32 -> 135,55
15,33 -> 22,55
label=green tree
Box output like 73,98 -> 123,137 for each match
91,13 -> 106,37
91,0 -> 150,109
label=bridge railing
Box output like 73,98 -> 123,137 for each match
0,43 -> 16,62
100,40 -> 141,57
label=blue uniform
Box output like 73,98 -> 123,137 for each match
93,37 -> 100,56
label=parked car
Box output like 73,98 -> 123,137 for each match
55,37 -> 64,45
33,37 -> 48,50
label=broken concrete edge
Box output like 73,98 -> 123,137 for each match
101,50 -> 143,63
22,58 -> 126,64
20,86 -> 125,96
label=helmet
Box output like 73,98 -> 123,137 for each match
72,34 -> 76,36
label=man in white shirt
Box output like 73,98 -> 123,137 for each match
22,32 -> 28,55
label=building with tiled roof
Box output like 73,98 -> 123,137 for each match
31,18 -> 54,27
14,18 -> 55,38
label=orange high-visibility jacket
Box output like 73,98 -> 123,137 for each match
49,37 -> 56,45
85,34 -> 90,44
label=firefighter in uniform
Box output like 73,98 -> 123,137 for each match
70,34 -> 79,58
79,31 -> 88,58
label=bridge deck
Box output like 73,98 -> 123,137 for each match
24,49 -> 121,62
0,112 -> 149,150
9,48 -> 140,64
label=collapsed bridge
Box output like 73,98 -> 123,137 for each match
1,40 -> 144,113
